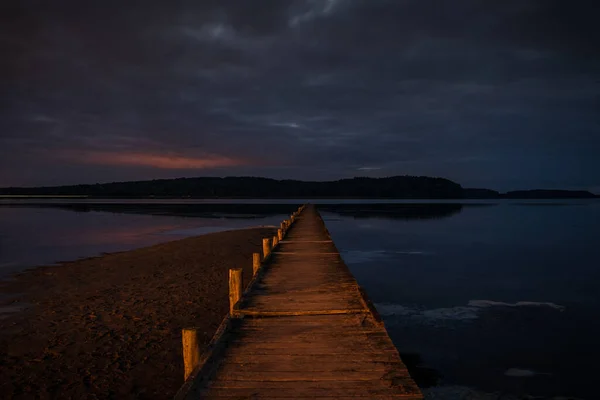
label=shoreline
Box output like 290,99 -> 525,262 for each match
0,226 -> 276,399
0,222 -> 280,281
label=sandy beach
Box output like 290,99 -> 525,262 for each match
0,227 -> 276,399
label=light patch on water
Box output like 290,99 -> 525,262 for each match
504,368 -> 551,377
341,249 -> 430,264
341,250 -> 389,264
469,299 -> 566,312
375,299 -> 566,325
357,223 -> 375,229
375,303 -> 479,322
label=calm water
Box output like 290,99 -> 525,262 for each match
322,201 -> 600,400
0,203 -> 296,277
1,200 -> 599,399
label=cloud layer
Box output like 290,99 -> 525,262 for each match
1,0 -> 599,190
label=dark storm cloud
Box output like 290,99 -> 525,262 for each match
1,0 -> 599,190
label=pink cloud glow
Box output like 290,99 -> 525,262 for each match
60,150 -> 246,169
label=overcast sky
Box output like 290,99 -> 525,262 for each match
2,0 -> 599,191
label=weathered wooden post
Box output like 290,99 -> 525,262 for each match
277,229 -> 283,241
262,238 -> 271,259
229,268 -> 242,315
280,221 -> 286,232
272,235 -> 279,248
182,328 -> 200,381
252,252 -> 261,276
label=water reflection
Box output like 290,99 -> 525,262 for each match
317,203 -> 468,220
0,206 -> 293,277
2,202 -> 468,221
2,203 -> 302,219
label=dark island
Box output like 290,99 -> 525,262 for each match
0,176 -> 597,199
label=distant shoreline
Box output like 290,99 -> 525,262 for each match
2,176 -> 597,199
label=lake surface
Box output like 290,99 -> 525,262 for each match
1,199 -> 599,399
322,201 -> 600,400
0,203 -> 298,277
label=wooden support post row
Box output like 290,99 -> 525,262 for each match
180,204 -> 304,384
180,207 -> 306,385
276,206 -> 303,244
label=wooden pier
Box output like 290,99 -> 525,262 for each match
176,204 -> 422,399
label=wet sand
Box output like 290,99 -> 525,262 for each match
0,227 -> 276,399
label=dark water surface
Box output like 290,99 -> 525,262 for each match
0,203 -> 298,277
1,199 -> 599,399
322,201 -> 600,400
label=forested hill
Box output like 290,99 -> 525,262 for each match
1,176 -> 597,199
0,176 -> 464,198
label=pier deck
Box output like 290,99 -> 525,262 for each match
176,205 -> 422,399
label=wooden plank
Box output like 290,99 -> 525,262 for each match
220,343 -> 399,355
216,359 -> 404,370
233,314 -> 367,325
205,380 -> 419,390
207,350 -> 401,357
228,327 -> 387,336
271,252 -> 341,255
279,240 -> 333,244
212,364 -> 402,374
226,333 -> 393,345
202,380 -> 423,398
202,395 -> 421,400
238,309 -> 370,317
219,353 -> 403,363
243,291 -> 362,300
256,280 -> 358,289
202,389 -> 417,397
210,369 -> 410,382
225,337 -> 396,350
243,300 -> 366,311
246,286 -> 360,295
